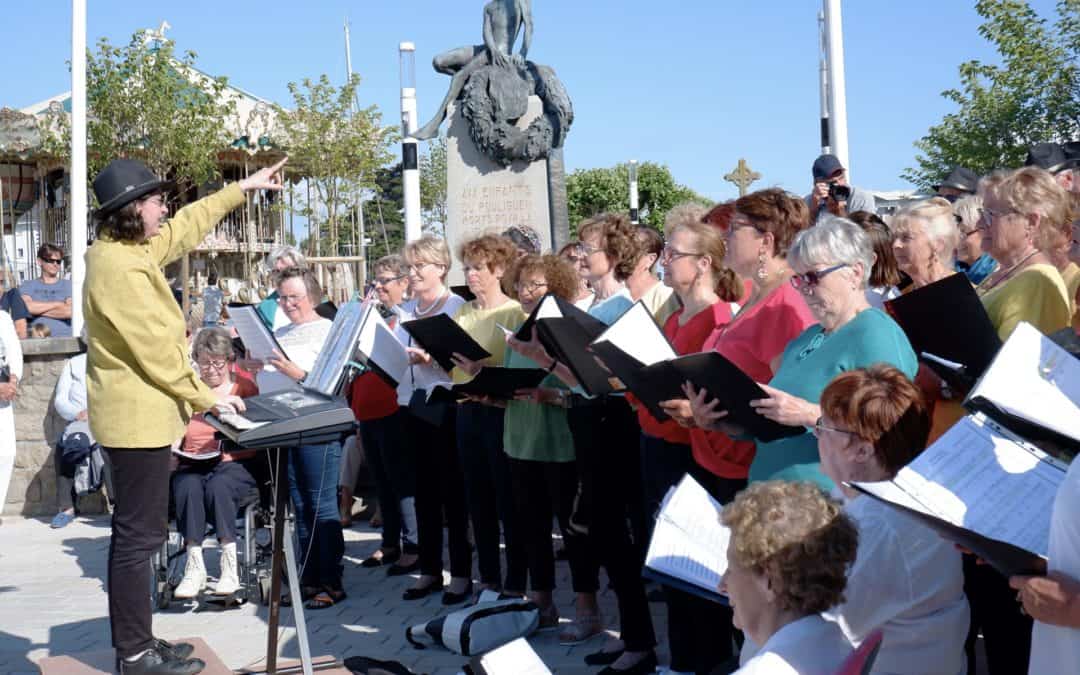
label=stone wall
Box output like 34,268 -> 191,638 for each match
7,337 -> 106,516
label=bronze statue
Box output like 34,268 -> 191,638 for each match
411,0 -> 572,166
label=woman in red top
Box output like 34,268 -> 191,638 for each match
657,192 -> 813,674
171,327 -> 259,601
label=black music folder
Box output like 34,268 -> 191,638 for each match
848,414 -> 1067,577
670,352 -> 804,443
588,341 -> 684,420
884,273 -> 1002,392
535,317 -> 619,396
401,313 -> 491,373
514,293 -> 607,342
426,367 -> 548,404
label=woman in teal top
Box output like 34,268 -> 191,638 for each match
690,216 -> 918,491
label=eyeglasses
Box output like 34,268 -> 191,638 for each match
39,257 -> 63,265
277,293 -> 308,304
374,274 -> 407,286
144,196 -> 166,207
660,245 -> 702,263
196,358 -> 228,370
516,279 -> 548,293
790,263 -> 848,290
407,262 -> 441,274
811,417 -> 857,438
978,207 -> 1018,224
577,243 -> 602,256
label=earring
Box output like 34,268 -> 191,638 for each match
756,251 -> 769,281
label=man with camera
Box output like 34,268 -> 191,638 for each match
806,153 -> 876,224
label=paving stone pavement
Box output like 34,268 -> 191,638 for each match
0,515 -> 670,674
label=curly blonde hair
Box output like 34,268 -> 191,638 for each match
577,213 -> 638,281
458,233 -> 519,273
721,481 -> 858,614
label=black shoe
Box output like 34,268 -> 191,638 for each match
402,579 -> 443,601
360,548 -> 401,568
441,581 -> 474,606
153,638 -> 194,661
386,558 -> 421,577
646,586 -> 666,603
597,651 -> 658,675
584,648 -> 624,666
118,647 -> 205,674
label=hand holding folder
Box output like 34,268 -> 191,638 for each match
401,313 -> 491,373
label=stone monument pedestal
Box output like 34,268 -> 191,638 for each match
444,97 -> 569,285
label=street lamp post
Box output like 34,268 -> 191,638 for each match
628,160 -> 639,225
400,43 -> 422,243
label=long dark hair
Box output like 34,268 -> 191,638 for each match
96,191 -> 162,242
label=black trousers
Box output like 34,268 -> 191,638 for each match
666,463 -> 744,674
171,459 -> 256,544
104,446 -> 171,659
964,555 -> 1032,675
508,456 -> 598,593
359,409 -> 418,552
639,433 -> 695,522
410,407 -> 472,579
456,402 -> 527,590
568,397 -> 656,652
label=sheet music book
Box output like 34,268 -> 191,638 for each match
643,475 -> 730,605
591,301 -> 676,366
964,321 -> 1080,447
535,317 -> 619,396
466,637 -> 552,675
514,293 -> 607,342
401,313 -> 491,373
668,352 -> 804,443
425,367 -> 548,404
589,341 -> 685,420
884,273 -> 1002,392
849,413 -> 1068,577
355,302 -> 409,388
229,305 -> 284,362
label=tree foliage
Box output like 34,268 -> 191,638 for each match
419,135 -> 448,237
52,33 -> 236,198
905,0 -> 1080,188
566,161 -> 710,234
276,73 -> 395,257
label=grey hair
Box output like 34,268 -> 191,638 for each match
266,244 -> 306,272
952,194 -> 983,233
787,216 -> 874,287
192,326 -> 235,361
372,253 -> 409,278
891,197 -> 961,255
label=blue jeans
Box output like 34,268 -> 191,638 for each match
288,442 -> 344,590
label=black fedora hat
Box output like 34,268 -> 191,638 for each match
1024,142 -> 1071,174
932,166 -> 979,194
1062,141 -> 1080,168
93,159 -> 174,217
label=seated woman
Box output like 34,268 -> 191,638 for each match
722,480 -> 859,674
172,327 -> 258,599
817,365 -> 969,674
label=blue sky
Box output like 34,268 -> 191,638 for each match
2,1 -> 1062,201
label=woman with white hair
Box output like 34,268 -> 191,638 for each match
891,198 -> 961,290
688,216 -> 917,490
256,245 -> 307,329
953,194 -> 998,284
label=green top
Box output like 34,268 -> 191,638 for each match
749,308 -> 918,491
502,347 -> 575,463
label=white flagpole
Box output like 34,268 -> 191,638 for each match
70,0 -> 88,339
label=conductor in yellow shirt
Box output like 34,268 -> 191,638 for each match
85,157 -> 285,675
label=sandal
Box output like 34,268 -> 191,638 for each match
280,584 -> 320,607
361,547 -> 401,568
559,613 -> 604,645
306,588 -> 347,610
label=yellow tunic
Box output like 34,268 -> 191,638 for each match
450,299 -> 526,385
85,184 -> 245,447
978,264 -> 1071,341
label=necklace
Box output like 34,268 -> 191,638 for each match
976,249 -> 1040,295
414,288 -> 448,316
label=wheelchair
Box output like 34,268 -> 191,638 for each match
150,453 -> 276,610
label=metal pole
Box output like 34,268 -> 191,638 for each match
70,0 -> 88,339
399,42 -> 421,242
628,160 -> 640,225
823,0 -> 850,177
817,10 -> 831,154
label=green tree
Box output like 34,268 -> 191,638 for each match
51,32 -> 235,197
566,161 -> 710,234
276,73 -> 395,257
420,135 -> 448,236
904,0 -> 1080,188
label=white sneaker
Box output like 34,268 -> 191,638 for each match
214,542 -> 240,596
173,546 -> 207,599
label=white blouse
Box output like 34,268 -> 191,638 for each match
256,317 -> 333,394
392,293 -> 467,405
735,615 -> 853,674
824,493 -> 970,675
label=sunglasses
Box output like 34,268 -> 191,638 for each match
790,263 -> 848,290
40,257 -> 63,265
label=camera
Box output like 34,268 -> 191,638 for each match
828,183 -> 852,203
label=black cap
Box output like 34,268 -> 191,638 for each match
92,159 -> 174,217
1024,143 -> 1071,174
812,154 -> 845,181
1062,141 -> 1080,168
932,167 -> 979,194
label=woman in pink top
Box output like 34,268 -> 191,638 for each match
661,190 -> 814,480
